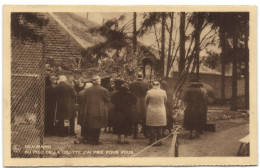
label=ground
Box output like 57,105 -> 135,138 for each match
42,106 -> 249,158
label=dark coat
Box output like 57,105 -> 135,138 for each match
183,83 -> 207,131
45,85 -> 57,134
129,80 -> 150,123
56,82 -> 77,120
77,89 -> 86,126
111,90 -> 137,135
84,84 -> 110,129
108,90 -> 116,127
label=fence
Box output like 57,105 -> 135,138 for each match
11,38 -> 45,158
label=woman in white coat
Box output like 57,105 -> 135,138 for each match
145,81 -> 167,146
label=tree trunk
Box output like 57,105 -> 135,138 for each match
194,14 -> 200,81
179,12 -> 186,75
219,29 -> 227,105
166,13 -> 174,80
231,31 -> 238,111
244,23 -> 249,110
161,12 -> 166,77
133,12 -> 137,54
132,12 -> 139,76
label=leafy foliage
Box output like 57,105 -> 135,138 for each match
138,12 -> 162,36
85,15 -> 130,62
202,51 -> 220,69
11,13 -> 49,42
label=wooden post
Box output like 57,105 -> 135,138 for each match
169,133 -> 178,157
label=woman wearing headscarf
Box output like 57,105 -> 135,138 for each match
111,83 -> 137,144
145,81 -> 167,146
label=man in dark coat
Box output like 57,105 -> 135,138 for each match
83,76 -> 110,145
45,75 -> 57,136
56,75 -> 77,136
129,72 -> 150,138
111,83 -> 137,144
77,82 -> 93,140
183,80 -> 208,139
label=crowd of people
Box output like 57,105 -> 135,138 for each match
45,72 -> 208,146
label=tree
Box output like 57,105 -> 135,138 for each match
220,29 -> 227,105
179,12 -> 186,74
133,12 -> 137,54
161,12 -> 166,77
207,12 -> 241,106
11,13 -> 49,42
165,12 -> 174,80
244,15 -> 249,110
86,15 -> 130,63
231,27 -> 238,111
190,13 -> 208,81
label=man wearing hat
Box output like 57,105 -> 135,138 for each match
83,76 -> 110,145
56,75 -> 77,136
145,81 -> 167,146
129,72 -> 150,139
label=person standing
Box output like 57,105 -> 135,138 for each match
129,72 -> 150,139
74,80 -> 85,93
56,75 -> 77,136
183,80 -> 208,139
111,83 -> 137,144
83,76 -> 110,145
45,75 -> 57,136
145,81 -> 167,146
77,82 -> 93,141
105,82 -> 116,133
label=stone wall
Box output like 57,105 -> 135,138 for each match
168,72 -> 245,100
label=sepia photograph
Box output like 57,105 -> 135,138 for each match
3,5 -> 257,166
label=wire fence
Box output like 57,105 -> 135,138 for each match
11,38 -> 45,158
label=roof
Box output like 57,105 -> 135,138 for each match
49,12 -> 105,49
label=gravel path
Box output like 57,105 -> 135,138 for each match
43,117 -> 249,157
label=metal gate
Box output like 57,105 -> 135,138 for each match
11,39 -> 45,158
